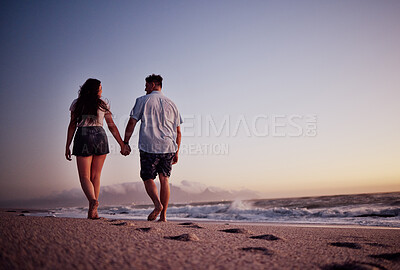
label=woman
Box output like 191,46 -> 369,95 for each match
65,78 -> 129,219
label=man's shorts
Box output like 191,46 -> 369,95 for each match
140,150 -> 176,181
73,126 -> 110,156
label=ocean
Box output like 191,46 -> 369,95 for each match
32,192 -> 400,227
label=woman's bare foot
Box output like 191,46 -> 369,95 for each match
147,205 -> 163,221
88,199 -> 99,219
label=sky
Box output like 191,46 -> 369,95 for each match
0,0 -> 399,203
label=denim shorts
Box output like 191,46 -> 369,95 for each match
73,126 -> 110,156
140,150 -> 176,181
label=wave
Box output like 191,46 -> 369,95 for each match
32,192 -> 400,227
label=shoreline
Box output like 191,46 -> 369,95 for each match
1,210 -> 399,269
4,208 -> 400,230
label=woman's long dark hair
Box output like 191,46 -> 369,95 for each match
72,78 -> 109,125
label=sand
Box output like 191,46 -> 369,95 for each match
1,210 -> 399,270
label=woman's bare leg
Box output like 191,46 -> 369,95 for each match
77,155 -> 106,219
88,154 -> 106,218
77,156 -> 99,218
90,154 -> 107,200
76,156 -> 96,201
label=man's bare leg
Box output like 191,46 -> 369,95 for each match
158,174 -> 170,222
143,179 -> 163,221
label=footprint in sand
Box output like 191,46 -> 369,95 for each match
165,233 -> 200,241
241,247 -> 272,256
321,261 -> 386,270
111,221 -> 135,227
188,225 -> 203,228
329,242 -> 361,249
250,234 -> 280,241
136,227 -> 161,232
136,227 -> 152,232
220,228 -> 252,234
107,219 -> 119,222
369,252 -> 400,262
178,222 -> 204,229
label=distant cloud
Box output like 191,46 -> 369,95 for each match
178,180 -> 208,194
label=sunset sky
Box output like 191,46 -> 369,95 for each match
0,0 -> 399,203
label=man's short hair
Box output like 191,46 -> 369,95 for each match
145,74 -> 163,88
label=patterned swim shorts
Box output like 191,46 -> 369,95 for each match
139,150 -> 176,181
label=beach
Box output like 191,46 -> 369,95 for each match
1,210 -> 399,270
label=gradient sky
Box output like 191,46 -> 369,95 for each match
0,0 -> 399,202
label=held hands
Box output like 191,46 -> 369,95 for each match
120,143 -> 131,156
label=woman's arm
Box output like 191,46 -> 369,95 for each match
104,112 -> 127,154
65,113 -> 77,161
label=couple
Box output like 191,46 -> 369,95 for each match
65,74 -> 182,222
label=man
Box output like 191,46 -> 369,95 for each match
123,74 -> 182,222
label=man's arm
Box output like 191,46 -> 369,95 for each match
172,126 -> 181,165
124,117 -> 138,144
120,117 -> 137,156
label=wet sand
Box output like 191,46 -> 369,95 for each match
1,210 -> 399,269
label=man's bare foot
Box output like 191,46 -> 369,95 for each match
147,206 -> 163,221
158,213 -> 167,222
